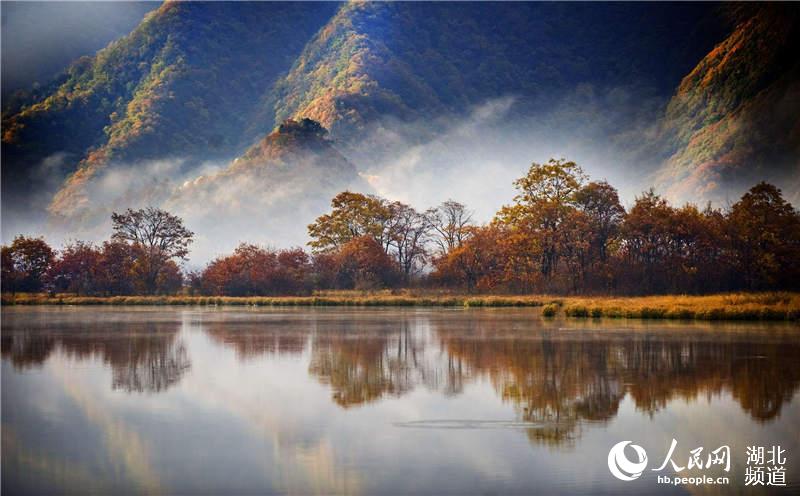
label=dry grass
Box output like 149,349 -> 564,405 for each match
0,292 -> 554,308
2,291 -> 799,321
561,293 -> 800,321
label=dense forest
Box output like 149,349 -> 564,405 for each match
3,158 -> 799,297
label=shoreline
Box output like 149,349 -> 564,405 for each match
2,292 -> 799,321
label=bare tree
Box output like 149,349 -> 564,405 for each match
111,207 -> 193,294
388,202 -> 431,278
426,200 -> 474,255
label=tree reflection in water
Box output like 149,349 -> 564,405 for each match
3,310 -> 798,448
298,316 -> 800,445
205,321 -> 307,359
308,320 -> 426,407
1,321 -> 190,393
199,314 -> 800,438
438,325 -> 800,444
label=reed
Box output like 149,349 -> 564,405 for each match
2,292 -> 798,321
0,292 -> 553,308
560,293 -> 800,321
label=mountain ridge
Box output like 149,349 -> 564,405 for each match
654,4 -> 800,203
3,1 -> 798,245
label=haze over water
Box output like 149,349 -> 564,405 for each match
2,307 -> 799,494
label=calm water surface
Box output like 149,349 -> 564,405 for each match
2,307 -> 799,495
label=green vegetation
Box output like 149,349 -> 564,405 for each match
3,2 -> 338,208
274,3 -> 722,141
656,5 -> 799,203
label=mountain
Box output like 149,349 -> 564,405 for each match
165,118 -> 366,260
5,1 -> 800,252
268,2 -> 726,151
654,5 -> 800,204
2,2 -> 338,216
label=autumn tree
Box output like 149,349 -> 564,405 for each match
200,244 -> 311,296
332,236 -> 400,290
575,181 -> 625,262
47,241 -> 101,295
672,204 -> 730,293
727,182 -> 800,290
432,226 -> 505,292
1,247 -> 14,293
573,181 -> 626,289
111,207 -> 193,294
618,190 -> 677,293
427,200 -> 474,255
95,240 -> 137,295
309,191 -> 431,279
1,235 -> 55,293
496,158 -> 587,285
308,192 -> 393,253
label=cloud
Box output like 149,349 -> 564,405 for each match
21,83 -> 693,264
352,85 -> 666,222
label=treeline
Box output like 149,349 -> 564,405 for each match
434,160 -> 800,294
3,158 -> 800,296
2,208 -> 191,295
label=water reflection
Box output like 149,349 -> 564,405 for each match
193,310 -> 800,428
205,321 -> 307,359
2,314 -> 190,393
437,328 -> 800,445
2,308 -> 799,495
309,321 -> 427,407
4,310 -> 799,424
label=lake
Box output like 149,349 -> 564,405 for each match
2,307 -> 799,495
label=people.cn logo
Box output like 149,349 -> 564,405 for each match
608,441 -> 648,481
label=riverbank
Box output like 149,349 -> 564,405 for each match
2,291 -> 799,321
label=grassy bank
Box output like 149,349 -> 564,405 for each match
0,292 -> 554,308
560,293 -> 800,321
2,292 -> 799,321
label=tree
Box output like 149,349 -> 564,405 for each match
308,192 -> 393,253
333,236 -> 400,290
618,190 -> 680,293
433,226 -> 505,292
388,201 -> 430,279
427,200 -> 473,255
310,192 -> 432,279
496,158 -> 587,282
277,118 -> 328,140
154,261 -> 184,295
573,181 -> 626,290
47,241 -> 101,295
111,207 -> 193,294
727,182 -> 800,290
200,244 -> 312,296
1,246 -> 15,292
575,181 -> 625,262
96,240 -> 136,295
1,235 -> 55,293
509,158 -> 587,206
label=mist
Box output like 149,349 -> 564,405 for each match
6,80 -> 678,268
353,84 -> 667,224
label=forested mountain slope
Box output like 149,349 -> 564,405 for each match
655,4 -> 800,204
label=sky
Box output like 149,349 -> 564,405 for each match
1,1 -> 156,97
